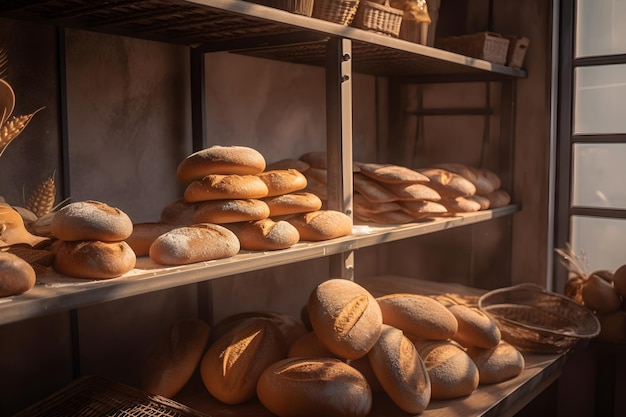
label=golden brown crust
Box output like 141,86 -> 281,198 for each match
160,199 -> 199,226
126,222 -> 178,257
263,192 -> 323,217
0,251 -> 37,297
447,304 -> 501,349
192,199 -> 270,224
353,173 -> 399,203
257,169 -> 308,197
287,331 -> 338,358
308,278 -> 383,360
184,174 -> 269,202
439,196 -> 482,213
387,182 -> 442,202
355,162 -> 430,184
483,189 -> 511,208
176,145 -> 266,184
467,341 -> 525,384
285,210 -> 352,241
52,240 -> 136,279
229,218 -> 300,251
51,200 -> 133,242
418,168 -> 477,198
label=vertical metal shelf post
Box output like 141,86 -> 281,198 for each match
325,37 -> 354,280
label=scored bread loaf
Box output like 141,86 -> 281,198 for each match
184,174 -> 269,203
210,310 -> 307,347
308,278 -> 383,360
126,222 -> 178,257
446,303 -> 501,349
257,357 -> 373,417
368,324 -> 431,414
227,218 -> 300,251
52,240 -> 136,279
200,317 -> 287,405
415,339 -> 479,399
176,145 -> 266,184
467,341 -> 525,384
51,200 -> 133,242
257,169 -> 308,197
141,319 -> 210,398
148,223 -> 239,265
285,210 -> 352,241
376,293 -> 458,341
0,251 -> 37,297
263,192 -> 323,217
192,198 -> 270,224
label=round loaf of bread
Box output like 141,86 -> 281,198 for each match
264,192 -> 323,217
52,240 -> 136,279
376,293 -> 458,341
355,162 -> 430,184
211,310 -> 307,347
176,145 -> 266,184
229,218 -> 300,251
126,222 -> 177,257
447,304 -> 501,349
467,341 -> 525,384
51,200 -> 133,242
192,199 -> 269,224
160,199 -> 199,226
287,331 -> 338,358
308,278 -> 383,360
0,251 -> 37,297
257,357 -> 372,417
415,340 -> 479,399
184,174 -> 269,203
149,224 -> 239,266
141,319 -> 210,398
200,317 -> 287,405
285,210 -> 352,241
368,324 -> 431,414
257,169 -> 308,197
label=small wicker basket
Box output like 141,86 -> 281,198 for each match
312,0 -> 360,25
478,283 -> 601,354
506,35 -> 530,68
437,31 -> 511,65
351,0 -> 404,37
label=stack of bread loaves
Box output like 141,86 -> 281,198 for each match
49,200 -> 136,279
128,146 -> 353,264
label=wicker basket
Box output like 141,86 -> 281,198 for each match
251,0 -> 315,16
14,375 -> 209,417
437,31 -> 511,65
478,284 -> 601,354
351,0 -> 404,37
506,35 -> 530,68
312,0 -> 360,25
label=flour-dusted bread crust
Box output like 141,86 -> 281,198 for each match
228,218 -> 300,251
368,324 -> 431,414
141,319 -> 210,398
263,192 -> 323,217
51,200 -> 133,242
200,317 -> 287,405
447,304 -> 501,349
467,341 -> 525,384
148,223 -> 239,265
176,145 -> 266,184
192,199 -> 270,224
284,210 -> 352,241
308,278 -> 383,360
184,174 -> 269,202
0,251 -> 36,297
257,357 -> 373,417
415,339 -> 479,399
160,198 -> 199,226
257,169 -> 308,197
376,293 -> 458,341
52,240 -> 136,279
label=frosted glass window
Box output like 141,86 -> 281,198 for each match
570,216 -> 626,273
576,0 -> 626,57
572,143 -> 626,209
574,65 -> 626,134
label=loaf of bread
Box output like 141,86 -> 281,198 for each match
228,218 -> 300,251
368,324 -> 431,414
468,194 -> 491,210
285,210 -> 352,241
439,196 -> 482,213
415,339 -> 479,399
52,240 -> 136,279
399,200 -> 448,217
483,189 -> 511,208
0,203 -> 50,248
126,222 -> 177,257
257,169 -> 308,197
160,199 -> 199,226
176,145 -> 266,184
148,224 -> 239,266
257,357 -> 373,417
353,173 -> 398,203
184,174 -> 269,203
287,330 -> 338,358
376,293 -> 458,341
0,251 -> 37,297
141,319 -> 210,398
299,151 -> 328,169
467,341 -> 525,384
192,199 -> 270,224
447,304 -> 501,349
354,193 -> 403,214
387,182 -> 442,202
200,317 -> 287,404
349,355 -> 384,393
308,278 -> 383,360
355,162 -> 430,184
434,163 -> 497,195
51,200 -> 133,242
418,168 -> 477,198
263,192 -> 323,216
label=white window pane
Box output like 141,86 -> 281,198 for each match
572,143 -> 626,209
571,216 -> 626,273
576,0 -> 626,57
574,65 -> 626,134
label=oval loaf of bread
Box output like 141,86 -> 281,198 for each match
184,174 -> 269,203
447,304 -> 501,349
285,210 -> 352,241
467,341 -> 525,384
176,145 -> 266,184
52,240 -> 136,279
0,251 -> 37,297
51,200 -> 133,242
